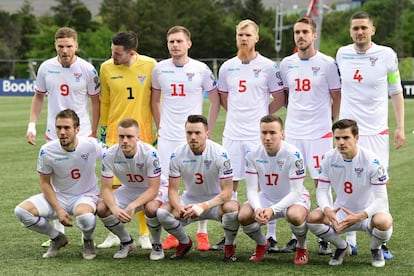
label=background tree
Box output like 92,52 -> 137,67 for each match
51,0 -> 95,32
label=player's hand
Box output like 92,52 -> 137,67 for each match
323,207 -> 340,229
182,205 -> 196,219
394,128 -> 405,150
26,122 -> 36,145
114,207 -> 132,223
335,207 -> 360,232
100,126 -> 107,144
255,208 -> 272,225
57,209 -> 72,227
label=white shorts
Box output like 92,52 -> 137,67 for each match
113,185 -> 169,211
358,134 -> 389,169
258,192 -> 311,219
334,209 -> 390,235
28,192 -> 99,219
157,137 -> 186,181
223,137 -> 258,181
285,137 -> 332,179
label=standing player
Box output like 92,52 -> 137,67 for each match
25,27 -> 100,246
215,19 -> 285,251
239,114 -> 310,264
279,17 -> 341,254
155,115 -> 239,261
97,118 -> 167,260
307,119 -> 393,267
15,109 -> 106,259
336,11 -> 405,258
98,31 -> 157,249
151,25 -> 220,251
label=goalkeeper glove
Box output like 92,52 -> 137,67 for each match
99,126 -> 107,144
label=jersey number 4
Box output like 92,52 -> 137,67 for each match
353,70 -> 363,83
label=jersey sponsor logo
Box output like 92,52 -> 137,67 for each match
54,157 -> 69,161
182,159 -> 196,163
161,70 -> 174,73
221,152 -> 229,159
115,160 -> 127,164
228,68 -> 240,72
287,65 -> 299,69
138,75 -> 147,84
74,73 -> 82,82
312,66 -> 320,76
255,159 -> 268,164
331,164 -> 345,169
186,72 -> 195,81
47,70 -> 60,74
110,76 -> 123,79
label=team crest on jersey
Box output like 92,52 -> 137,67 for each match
186,72 -> 195,81
312,66 -> 320,76
136,163 -> 144,170
277,160 -> 285,168
74,73 -> 82,82
204,159 -> 212,169
81,153 -> 89,161
354,167 -> 364,178
253,68 -> 261,78
138,75 -> 147,84
370,56 -> 378,67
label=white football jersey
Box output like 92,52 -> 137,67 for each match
152,58 -> 217,141
280,51 -> 340,139
37,136 -> 106,196
101,141 -> 161,192
35,56 -> 100,140
245,141 -> 308,203
218,54 -> 284,140
318,146 -> 389,213
336,43 -> 402,135
169,139 -> 233,202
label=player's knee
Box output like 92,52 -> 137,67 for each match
307,209 -> 324,224
144,200 -> 160,218
222,200 -> 239,213
372,212 -> 393,231
96,201 -> 110,218
15,205 -> 37,227
76,213 -> 96,232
